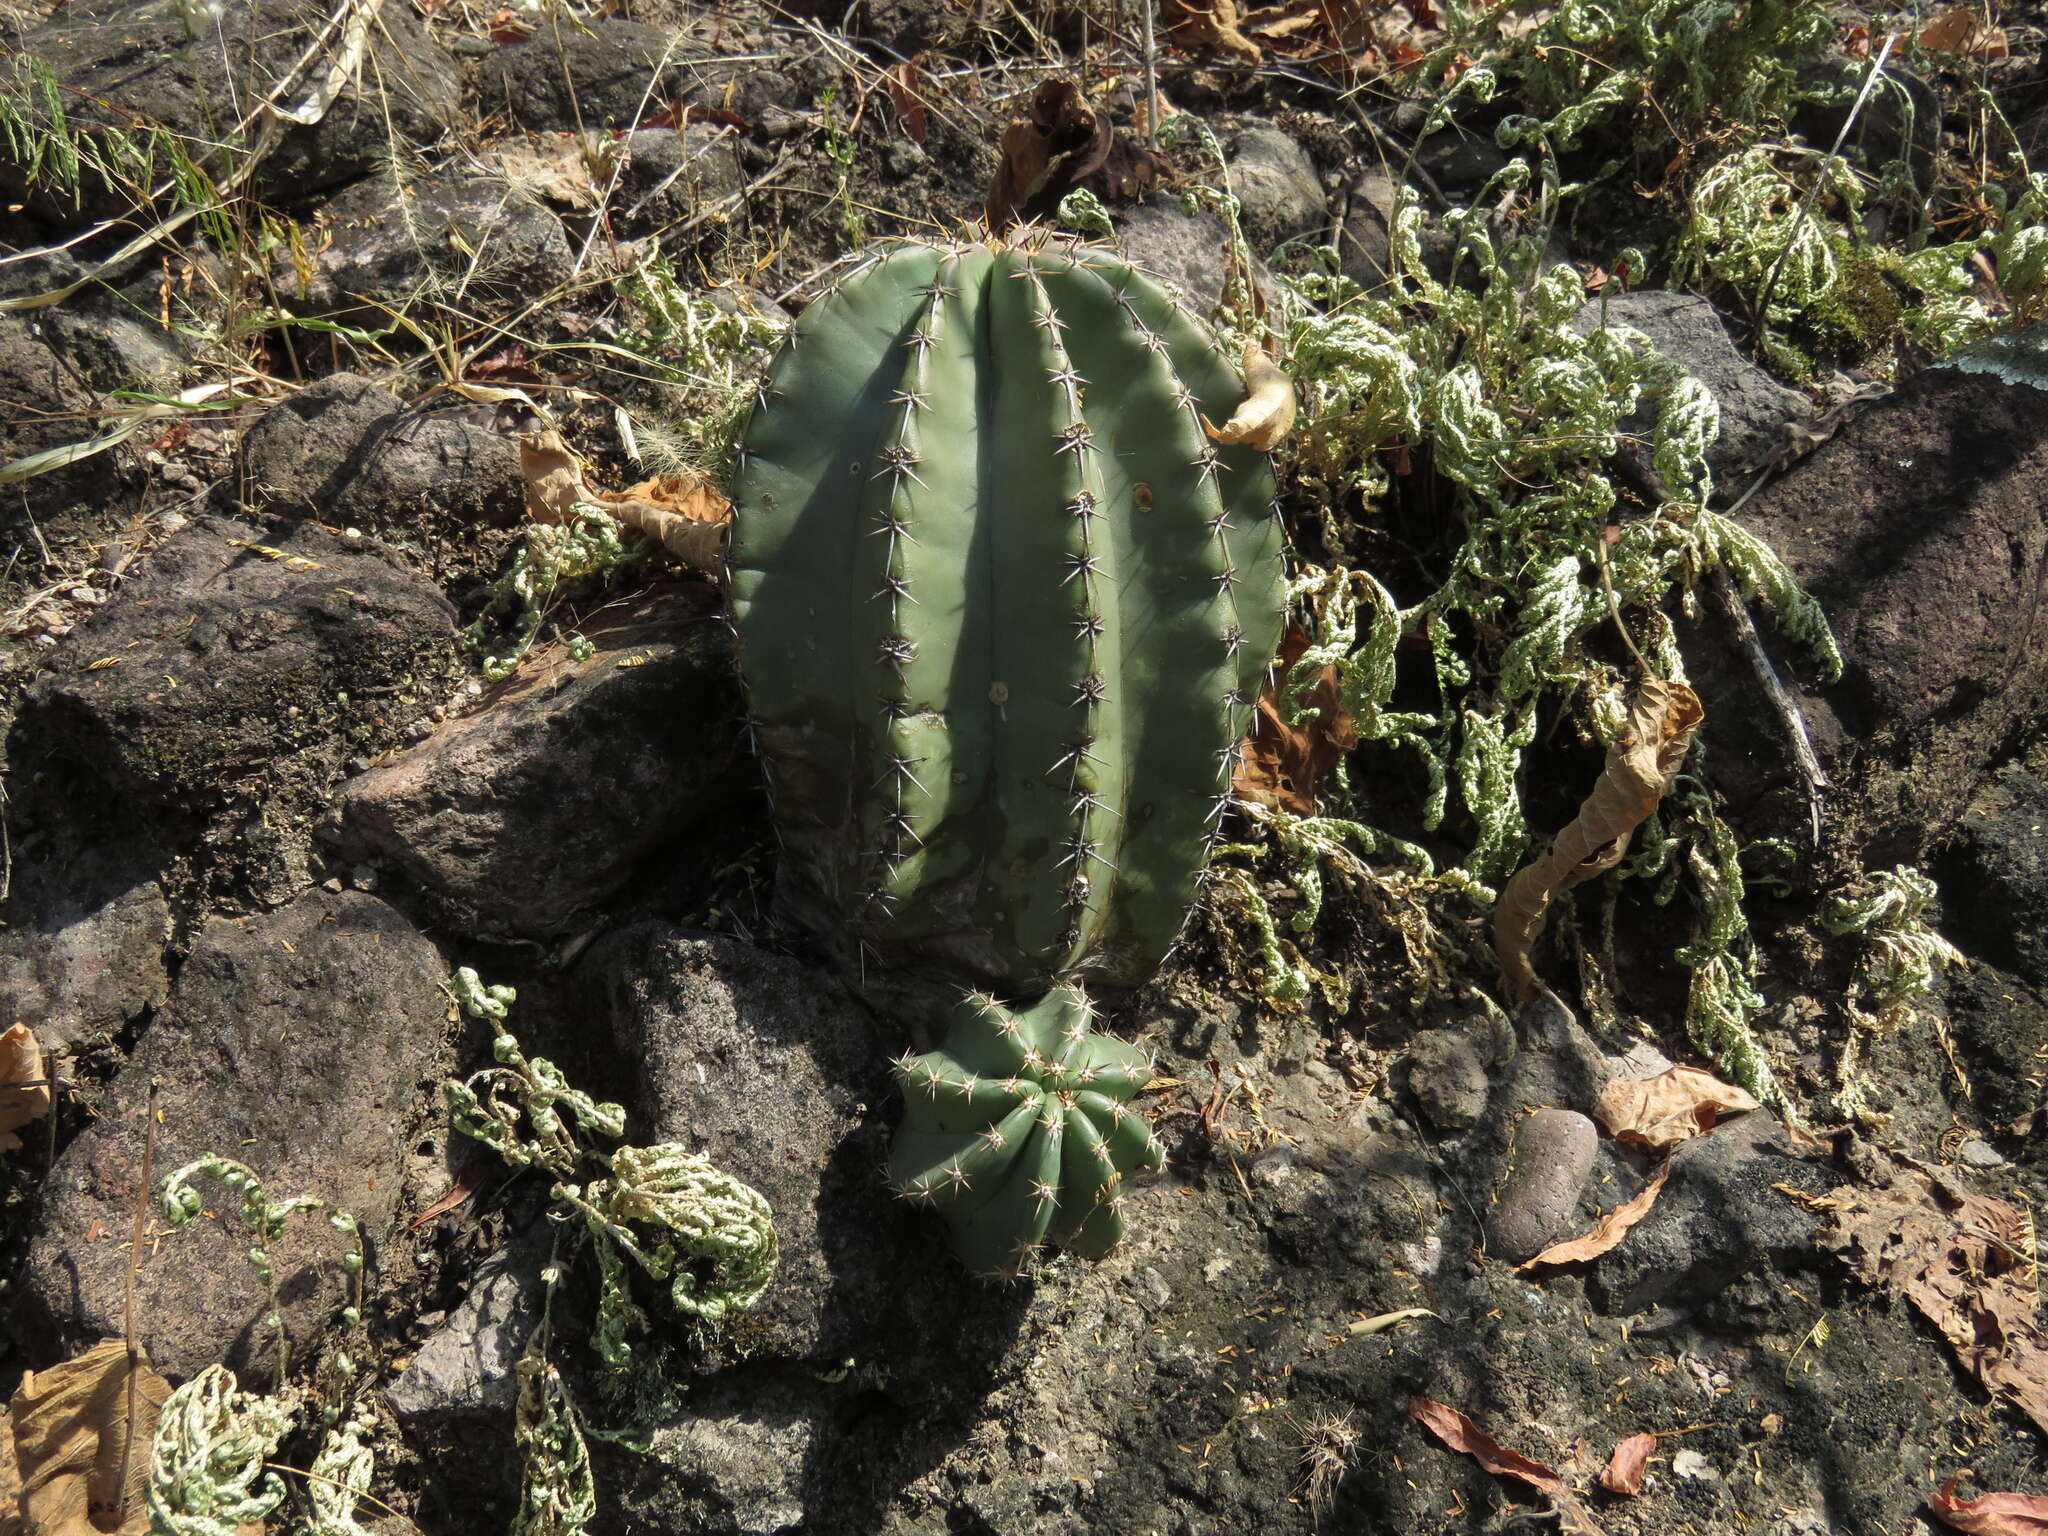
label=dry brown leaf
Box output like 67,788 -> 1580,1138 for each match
1596,1066 -> 1759,1150
519,430 -> 730,569
1920,7 -> 2007,55
1232,627 -> 1354,814
1493,679 -> 1703,1001
883,60 -> 927,147
8,1339 -> 172,1536
0,1024 -> 52,1154
495,136 -> 599,211
983,80 -> 1165,231
1522,1162 -> 1672,1270
1163,0 -> 1264,61
1932,1477 -> 2048,1534
1826,1147 -> 2048,1436
1407,1397 -> 1562,1492
1598,1432 -> 1657,1495
1408,1398 -> 1605,1534
1201,338 -> 1297,453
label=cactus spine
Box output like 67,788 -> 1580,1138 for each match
890,987 -> 1165,1277
729,233 -> 1288,992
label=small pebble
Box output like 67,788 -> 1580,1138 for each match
1960,1138 -> 2005,1168
1487,1108 -> 1600,1263
1671,1449 -> 1716,1480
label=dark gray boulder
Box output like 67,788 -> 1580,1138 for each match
17,511 -> 457,808
18,891 -> 453,1380
320,586 -> 742,937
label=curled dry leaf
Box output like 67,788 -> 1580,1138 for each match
983,80 -> 1165,231
1522,1162 -> 1672,1270
1598,1432 -> 1657,1496
7,1338 -> 172,1536
1202,339 -> 1298,453
1597,1066 -> 1759,1150
1826,1147 -> 2048,1436
1931,1477 -> 2048,1535
519,430 -> 730,569
1494,679 -> 1703,1002
0,1024 -> 52,1154
1407,1398 -> 1605,1534
1232,627 -> 1354,814
1407,1397 -> 1562,1493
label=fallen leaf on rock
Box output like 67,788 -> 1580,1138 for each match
8,1339 -> 172,1535
1597,1066 -> 1758,1150
1826,1146 -> 2048,1436
1408,1398 -> 1605,1533
1931,1477 -> 2048,1534
0,1024 -> 52,1154
1202,338 -> 1297,452
1232,627 -> 1355,815
494,136 -> 600,211
519,430 -> 729,568
1598,1432 -> 1656,1495
1919,6 -> 2007,55
1494,679 -> 1702,1001
1408,1397 -> 1562,1492
1522,1163 -> 1671,1270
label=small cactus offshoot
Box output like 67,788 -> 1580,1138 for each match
889,985 -> 1165,1278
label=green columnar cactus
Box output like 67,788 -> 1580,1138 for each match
728,231 -> 1289,990
889,986 -> 1165,1277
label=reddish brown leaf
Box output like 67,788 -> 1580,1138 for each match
1407,1398 -> 1562,1493
884,60 -> 928,146
1232,628 -> 1355,815
1932,1477 -> 2048,1535
1598,1433 -> 1656,1495
1522,1163 -> 1671,1269
411,1165 -> 482,1231
1408,1400 -> 1607,1533
983,81 -> 1164,231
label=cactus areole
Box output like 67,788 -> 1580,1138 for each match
729,233 -> 1289,993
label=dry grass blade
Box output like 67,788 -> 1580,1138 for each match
1493,679 -> 1703,1002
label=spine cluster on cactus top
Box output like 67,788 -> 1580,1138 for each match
889,986 -> 1165,1277
729,231 -> 1288,993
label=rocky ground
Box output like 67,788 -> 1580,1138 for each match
2,0 -> 2048,1533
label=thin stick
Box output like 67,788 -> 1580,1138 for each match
115,1076 -> 161,1530
1754,31 -> 1897,330
1141,0 -> 1159,148
1707,568 -> 1830,847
